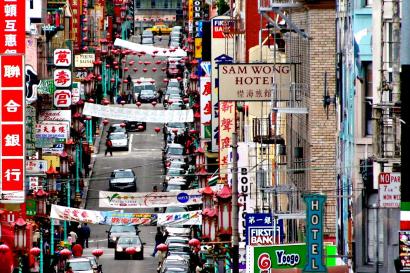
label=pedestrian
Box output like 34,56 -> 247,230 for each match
105,137 -> 113,157
79,223 -> 91,248
162,230 -> 169,243
152,227 -> 164,257
127,90 -> 132,104
157,88 -> 163,103
127,75 -> 132,90
69,229 -> 78,244
153,186 -> 159,212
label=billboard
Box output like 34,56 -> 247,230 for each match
218,63 -> 294,101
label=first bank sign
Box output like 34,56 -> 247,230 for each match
303,194 -> 327,273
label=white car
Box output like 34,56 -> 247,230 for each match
109,132 -> 129,150
66,258 -> 94,273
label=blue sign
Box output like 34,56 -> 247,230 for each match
245,213 -> 284,245
303,194 -> 327,272
177,192 -> 189,203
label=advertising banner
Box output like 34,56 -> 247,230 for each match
379,172 -> 401,208
400,231 -> 410,272
218,64 -> 294,101
157,210 -> 202,226
26,160 -> 48,174
245,213 -> 284,246
100,211 -> 155,226
74,54 -> 95,68
35,121 -> 70,139
200,76 -> 211,139
99,189 -> 204,208
83,102 -> 194,123
218,101 -> 235,177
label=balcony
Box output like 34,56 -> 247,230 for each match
252,117 -> 285,144
272,83 -> 308,114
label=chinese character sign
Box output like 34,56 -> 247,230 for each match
54,89 -> 72,107
54,49 -> 72,67
200,76 -> 211,139
0,54 -> 25,203
0,0 -> 25,54
53,69 -> 71,88
219,101 -> 235,177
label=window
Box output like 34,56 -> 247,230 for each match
151,0 -> 155,8
135,0 -> 140,8
363,62 -> 373,136
366,194 -> 384,265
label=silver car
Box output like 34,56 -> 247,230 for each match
109,132 -> 128,150
109,169 -> 137,192
66,258 -> 94,273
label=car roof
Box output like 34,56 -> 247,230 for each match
113,169 -> 133,172
68,258 -> 90,262
167,143 -> 184,148
167,181 -> 186,186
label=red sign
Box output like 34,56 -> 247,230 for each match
2,90 -> 23,121
1,124 -> 23,156
212,19 -> 235,38
1,158 -> 24,191
1,55 -> 24,87
0,0 -> 25,54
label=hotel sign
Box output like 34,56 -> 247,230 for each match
218,63 -> 294,101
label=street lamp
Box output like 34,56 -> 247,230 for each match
60,151 -> 69,176
216,185 -> 232,235
14,216 -> 27,251
35,189 -> 49,217
46,166 -> 59,192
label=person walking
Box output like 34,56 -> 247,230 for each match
105,137 -> 113,157
152,227 -> 164,257
127,75 -> 132,90
79,223 -> 91,248
69,229 -> 78,244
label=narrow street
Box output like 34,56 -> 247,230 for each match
82,35 -> 169,273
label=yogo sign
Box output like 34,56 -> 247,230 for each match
251,244 -> 307,272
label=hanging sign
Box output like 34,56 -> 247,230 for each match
100,211 -> 156,226
35,121 -> 69,139
39,110 -> 72,122
83,102 -> 194,123
26,160 -> 48,174
218,101 -> 235,177
379,172 -> 400,208
53,69 -> 72,88
200,76 -> 211,139
245,213 -> 284,246
54,89 -> 72,107
54,49 -> 72,67
157,210 -> 202,226
50,204 -> 105,224
74,54 -> 95,68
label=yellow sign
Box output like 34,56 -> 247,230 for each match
195,38 -> 202,59
42,155 -> 60,168
188,0 -> 193,22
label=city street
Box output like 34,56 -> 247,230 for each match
82,35 -> 170,273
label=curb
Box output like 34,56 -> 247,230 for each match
79,121 -> 104,209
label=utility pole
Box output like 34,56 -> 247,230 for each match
231,132 -> 239,273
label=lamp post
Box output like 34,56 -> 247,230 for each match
35,189 -> 48,273
14,216 -> 27,273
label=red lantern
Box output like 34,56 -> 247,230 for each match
194,112 -> 201,119
92,249 -> 104,258
123,79 -> 128,83
125,247 -> 136,256
188,238 -> 200,247
155,60 -> 162,65
161,67 -> 166,72
172,128 -> 178,134
163,78 -> 169,83
216,185 -> 232,235
154,127 -> 161,134
102,99 -> 110,105
151,101 -> 157,107
177,77 -> 182,81
152,67 -> 157,72
136,101 -> 142,107
110,78 -> 115,83
157,244 -> 168,252
97,76 -> 102,81
30,247 -> 41,257
60,248 -> 72,259
183,97 -> 189,103
124,67 -> 129,71
143,68 -> 148,73
189,129 -> 197,134
133,68 -> 138,72
103,119 -> 109,126
0,244 -> 10,254
88,98 -> 95,103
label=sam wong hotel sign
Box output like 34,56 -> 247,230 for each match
218,63 -> 294,101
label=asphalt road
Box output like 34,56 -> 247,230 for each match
82,35 -> 170,273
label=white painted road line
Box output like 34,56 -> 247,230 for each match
128,134 -> 133,152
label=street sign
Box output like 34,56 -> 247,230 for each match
379,172 -> 401,208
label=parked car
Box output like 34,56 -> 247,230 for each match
165,168 -> 187,181
162,143 -> 185,161
148,24 -> 172,35
142,37 -> 154,45
138,89 -> 158,103
164,87 -> 183,104
107,225 -> 139,248
166,160 -> 187,170
109,169 -> 137,192
167,79 -> 182,89
165,183 -> 184,192
66,258 -> 94,273
168,102 -> 184,110
167,243 -> 191,260
132,78 -> 156,102
84,256 -> 102,273
114,235 -> 144,260
169,40 -> 181,48
125,121 -> 146,132
108,132 -> 128,150
160,256 -> 190,273
163,122 -> 187,135
141,30 -> 154,42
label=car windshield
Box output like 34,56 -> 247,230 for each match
169,95 -> 182,100
168,245 -> 191,252
111,126 -> 126,132
69,261 -> 92,271
118,237 -> 141,245
135,84 -> 154,93
141,90 -> 154,95
110,133 -> 126,140
86,257 -> 97,267
170,162 -> 185,168
168,123 -> 184,128
142,31 -> 153,36
142,38 -> 153,44
110,225 -> 135,233
168,82 -> 179,88
168,147 -> 184,155
113,170 -> 134,178
168,168 -> 183,175
166,88 -> 180,95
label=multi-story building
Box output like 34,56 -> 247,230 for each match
336,1 -> 401,272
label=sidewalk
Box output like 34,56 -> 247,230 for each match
79,120 -> 104,209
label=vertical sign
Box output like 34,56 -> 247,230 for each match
303,194 -> 327,273
53,49 -> 72,108
379,172 -> 401,208
218,101 -> 235,179
188,0 -> 194,33
0,0 -> 26,54
0,55 -> 25,203
200,76 -> 211,139
400,231 -> 410,272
